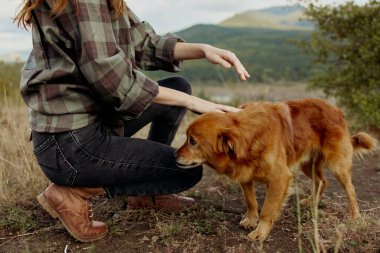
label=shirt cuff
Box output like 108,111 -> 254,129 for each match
118,70 -> 159,119
154,33 -> 185,72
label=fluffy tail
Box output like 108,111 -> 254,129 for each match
351,132 -> 377,156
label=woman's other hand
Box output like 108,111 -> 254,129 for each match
201,45 -> 251,81
173,43 -> 251,81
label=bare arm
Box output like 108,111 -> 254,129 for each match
153,86 -> 240,114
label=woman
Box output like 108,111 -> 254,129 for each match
15,0 -> 250,242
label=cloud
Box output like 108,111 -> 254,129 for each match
127,0 -> 368,33
0,0 -> 21,20
0,32 -> 32,55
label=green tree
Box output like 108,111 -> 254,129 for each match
303,1 -> 380,129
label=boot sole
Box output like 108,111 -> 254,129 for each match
37,192 -> 108,242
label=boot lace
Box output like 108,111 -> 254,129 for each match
89,203 -> 94,219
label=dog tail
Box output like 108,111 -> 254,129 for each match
351,132 -> 377,157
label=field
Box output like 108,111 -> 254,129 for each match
0,82 -> 379,252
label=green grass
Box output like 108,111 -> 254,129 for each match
0,205 -> 37,233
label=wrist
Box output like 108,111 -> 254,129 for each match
182,93 -> 193,110
199,44 -> 211,58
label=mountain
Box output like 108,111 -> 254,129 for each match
219,5 -> 313,31
145,6 -> 314,83
145,24 -> 313,83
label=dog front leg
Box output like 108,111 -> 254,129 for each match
239,181 -> 258,229
248,170 -> 292,241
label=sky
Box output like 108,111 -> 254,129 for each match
0,0 -> 369,59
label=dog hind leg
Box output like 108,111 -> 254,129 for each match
324,138 -> 360,219
300,154 -> 327,206
328,158 -> 360,219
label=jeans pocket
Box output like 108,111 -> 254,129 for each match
33,136 -> 78,186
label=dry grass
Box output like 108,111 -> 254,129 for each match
0,96 -> 48,206
292,168 -> 380,253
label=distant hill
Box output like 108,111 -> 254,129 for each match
219,5 -> 313,31
145,6 -> 314,83
0,51 -> 29,62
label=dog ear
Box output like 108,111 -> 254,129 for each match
217,129 -> 249,160
217,131 -> 235,156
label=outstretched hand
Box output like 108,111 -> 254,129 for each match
203,45 -> 251,81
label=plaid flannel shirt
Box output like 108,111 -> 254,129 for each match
21,0 -> 184,133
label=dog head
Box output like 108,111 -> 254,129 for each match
175,112 -> 250,170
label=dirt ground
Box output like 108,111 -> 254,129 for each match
0,151 -> 379,253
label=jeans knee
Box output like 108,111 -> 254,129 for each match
159,76 -> 192,95
175,76 -> 192,95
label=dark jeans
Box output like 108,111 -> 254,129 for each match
32,76 -> 203,198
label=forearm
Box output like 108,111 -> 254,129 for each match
152,86 -> 240,114
173,42 -> 210,61
152,86 -> 190,107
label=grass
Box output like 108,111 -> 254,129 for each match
0,205 -> 37,233
0,95 -> 48,206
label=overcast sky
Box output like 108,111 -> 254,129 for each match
0,0 -> 369,57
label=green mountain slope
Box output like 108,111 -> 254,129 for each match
147,24 -> 312,83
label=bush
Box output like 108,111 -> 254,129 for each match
302,1 -> 380,129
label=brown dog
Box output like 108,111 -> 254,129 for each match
175,98 -> 377,241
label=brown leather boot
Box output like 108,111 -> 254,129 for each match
37,184 -> 108,242
127,194 -> 196,212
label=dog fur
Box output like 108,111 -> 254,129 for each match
175,98 -> 377,241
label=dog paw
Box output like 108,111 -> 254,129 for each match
247,229 -> 268,241
239,217 -> 258,229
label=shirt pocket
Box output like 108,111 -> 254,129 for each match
33,136 -> 78,186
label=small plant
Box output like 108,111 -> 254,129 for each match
156,219 -> 185,238
197,220 -> 212,235
0,205 -> 37,233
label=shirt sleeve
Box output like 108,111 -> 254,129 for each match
75,0 -> 159,119
128,8 -> 185,72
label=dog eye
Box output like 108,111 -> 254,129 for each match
189,136 -> 197,145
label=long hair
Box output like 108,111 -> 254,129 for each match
15,0 -> 125,29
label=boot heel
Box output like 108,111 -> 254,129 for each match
37,193 -> 59,219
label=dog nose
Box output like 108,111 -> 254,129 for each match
173,151 -> 178,159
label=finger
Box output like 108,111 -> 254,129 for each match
217,104 -> 241,113
213,49 -> 251,80
244,70 -> 251,78
224,55 -> 250,80
237,68 -> 251,81
218,58 -> 232,69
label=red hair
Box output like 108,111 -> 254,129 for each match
15,0 -> 125,29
